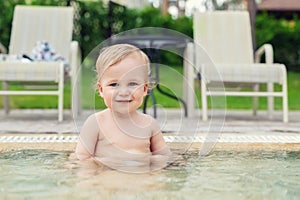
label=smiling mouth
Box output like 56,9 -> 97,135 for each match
115,100 -> 132,103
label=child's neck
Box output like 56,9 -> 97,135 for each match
109,109 -> 138,120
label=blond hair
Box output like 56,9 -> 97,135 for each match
96,44 -> 150,83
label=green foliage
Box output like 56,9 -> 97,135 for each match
133,6 -> 192,38
256,12 -> 300,71
73,1 -> 108,56
0,1 -> 192,62
0,0 -> 25,48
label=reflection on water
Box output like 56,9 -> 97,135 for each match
0,149 -> 299,199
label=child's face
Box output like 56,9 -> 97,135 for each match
98,53 -> 148,114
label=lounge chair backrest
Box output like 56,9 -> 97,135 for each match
194,11 -> 254,64
185,10 -> 288,123
9,5 -> 73,62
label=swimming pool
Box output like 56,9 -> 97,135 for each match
0,134 -> 299,199
0,148 -> 299,199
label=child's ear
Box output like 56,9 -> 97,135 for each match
97,82 -> 104,97
143,83 -> 149,96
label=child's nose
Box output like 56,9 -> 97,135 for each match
118,86 -> 131,96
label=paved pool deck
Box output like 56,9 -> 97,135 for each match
0,109 -> 299,136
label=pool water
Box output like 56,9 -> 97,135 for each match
0,149 -> 299,199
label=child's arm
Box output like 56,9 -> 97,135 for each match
149,119 -> 172,171
150,132 -> 172,156
75,114 -> 99,160
150,120 -> 172,156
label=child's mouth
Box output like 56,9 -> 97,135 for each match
115,99 -> 132,103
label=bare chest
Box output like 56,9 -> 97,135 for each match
98,122 -> 152,153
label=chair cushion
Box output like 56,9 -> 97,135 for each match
203,63 -> 286,84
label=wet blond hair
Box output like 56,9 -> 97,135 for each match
96,43 -> 150,83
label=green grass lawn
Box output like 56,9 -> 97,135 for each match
1,66 -> 300,110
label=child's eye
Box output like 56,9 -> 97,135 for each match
128,82 -> 138,86
108,83 -> 118,87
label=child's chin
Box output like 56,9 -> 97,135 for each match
112,108 -> 134,115
113,105 -> 140,114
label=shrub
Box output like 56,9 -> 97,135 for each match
256,12 -> 300,71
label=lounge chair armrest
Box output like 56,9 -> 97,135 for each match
183,42 -> 196,117
255,44 -> 274,64
70,40 -> 82,116
70,41 -> 82,78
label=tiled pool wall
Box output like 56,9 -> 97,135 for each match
1,134 -> 300,152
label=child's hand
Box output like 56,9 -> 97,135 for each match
150,154 -> 170,171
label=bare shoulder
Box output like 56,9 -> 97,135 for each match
94,109 -> 108,117
137,112 -> 156,124
81,110 -> 109,130
137,113 -> 161,134
138,112 -> 153,120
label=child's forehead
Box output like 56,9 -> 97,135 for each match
104,66 -> 146,77
107,55 -> 147,72
99,51 -> 149,81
